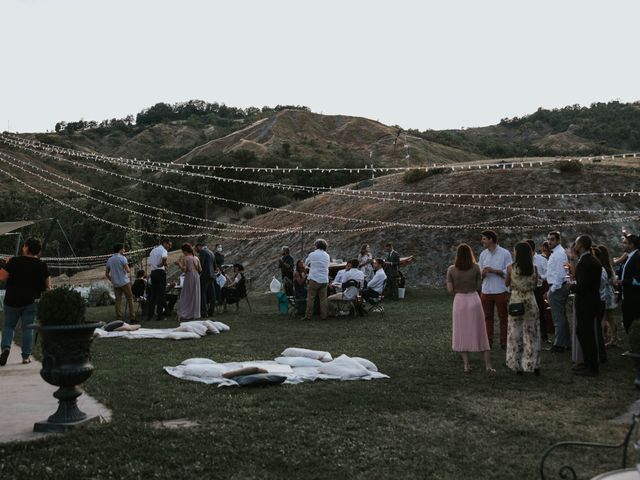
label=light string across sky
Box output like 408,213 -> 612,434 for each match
0,133 -> 639,264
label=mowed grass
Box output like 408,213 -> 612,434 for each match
1,289 -> 638,480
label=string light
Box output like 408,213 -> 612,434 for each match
7,142 -> 640,223
0,166 -> 296,241
0,152 -> 287,233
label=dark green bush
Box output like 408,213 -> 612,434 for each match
37,287 -> 86,326
556,160 -> 583,173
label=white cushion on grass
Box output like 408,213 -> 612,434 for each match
181,358 -> 217,365
351,357 -> 378,372
211,321 -> 230,332
275,356 -> 324,368
280,347 -> 333,362
202,320 -> 221,334
182,364 -> 226,378
176,322 -> 208,336
318,354 -> 370,379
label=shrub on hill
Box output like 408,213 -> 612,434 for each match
403,167 -> 449,184
556,160 -> 583,173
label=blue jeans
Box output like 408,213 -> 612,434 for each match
1,303 -> 37,358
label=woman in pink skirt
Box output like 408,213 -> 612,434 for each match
447,243 -> 494,373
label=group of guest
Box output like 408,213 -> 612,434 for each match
104,238 -> 245,322
447,229 -> 640,377
281,239 -> 397,320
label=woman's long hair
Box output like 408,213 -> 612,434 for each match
594,245 -> 614,279
454,243 -> 476,271
513,242 -> 534,276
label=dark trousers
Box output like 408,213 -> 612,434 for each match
387,275 -> 399,300
596,301 -> 607,363
361,288 -> 380,303
622,299 -> 640,333
534,286 -> 547,339
575,300 -> 599,373
283,274 -> 294,297
200,277 -> 215,317
149,269 -> 167,319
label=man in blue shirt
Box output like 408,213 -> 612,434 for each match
106,243 -> 135,322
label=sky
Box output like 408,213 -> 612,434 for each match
1,0 -> 639,133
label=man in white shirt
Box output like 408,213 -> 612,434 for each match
478,230 -> 512,349
147,237 -> 172,321
527,239 -> 549,342
304,239 -> 330,320
362,259 -> 387,302
327,259 -> 365,315
546,230 -> 571,352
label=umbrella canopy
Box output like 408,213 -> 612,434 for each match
0,220 -> 36,235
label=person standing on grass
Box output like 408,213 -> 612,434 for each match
505,242 -> 541,376
0,237 -> 51,366
545,231 -> 571,352
383,242 -> 401,301
447,243 -> 494,373
304,239 -> 330,321
614,234 -> 640,334
195,243 -> 216,318
526,239 -> 549,343
105,242 -> 135,323
175,243 -> 202,321
148,237 -> 172,321
569,235 -> 602,377
478,230 -> 512,349
279,246 -> 295,297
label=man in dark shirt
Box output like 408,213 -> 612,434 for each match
279,246 -> 295,297
0,237 -> 51,366
383,242 -> 401,301
615,234 -> 640,333
195,243 -> 217,317
570,235 -> 603,377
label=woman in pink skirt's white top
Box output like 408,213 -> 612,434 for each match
447,243 -> 494,373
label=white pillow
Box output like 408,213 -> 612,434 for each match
351,357 -> 378,372
202,320 -> 221,334
211,321 -> 230,332
280,347 -> 333,362
274,356 -> 324,368
181,358 -> 217,365
176,323 -> 208,336
182,364 -> 225,378
318,355 -> 370,379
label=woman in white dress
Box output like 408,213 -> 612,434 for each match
358,244 -> 374,282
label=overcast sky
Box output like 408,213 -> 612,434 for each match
1,0 -> 638,133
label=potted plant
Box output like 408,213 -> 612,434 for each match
622,319 -> 640,389
30,287 -> 103,432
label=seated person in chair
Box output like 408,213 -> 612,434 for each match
131,270 -> 147,299
361,258 -> 387,303
328,259 -> 365,316
221,263 -> 246,307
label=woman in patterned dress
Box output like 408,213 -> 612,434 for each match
505,241 -> 541,375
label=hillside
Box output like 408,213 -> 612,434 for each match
2,99 -> 640,273
220,160 -> 640,288
416,101 -> 640,158
172,109 -> 485,167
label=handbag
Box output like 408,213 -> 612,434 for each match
508,302 -> 525,316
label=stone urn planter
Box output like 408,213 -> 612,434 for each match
30,287 -> 102,432
622,320 -> 640,390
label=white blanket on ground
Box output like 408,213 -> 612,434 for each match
94,320 -> 230,340
164,352 -> 389,387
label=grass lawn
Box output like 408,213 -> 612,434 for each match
0,288 -> 637,479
